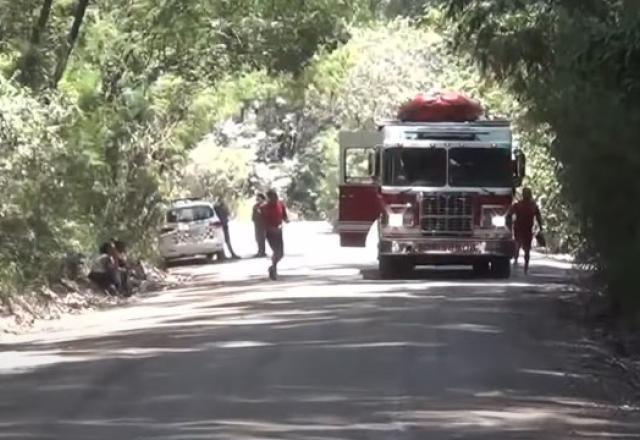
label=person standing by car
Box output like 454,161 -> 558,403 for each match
214,198 -> 240,260
261,189 -> 289,280
506,187 -> 543,275
252,193 -> 267,258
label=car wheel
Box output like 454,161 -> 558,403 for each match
215,251 -> 226,261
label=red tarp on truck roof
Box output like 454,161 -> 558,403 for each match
398,91 -> 483,122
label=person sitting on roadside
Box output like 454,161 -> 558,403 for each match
88,241 -> 120,296
112,239 -> 133,297
252,193 -> 267,258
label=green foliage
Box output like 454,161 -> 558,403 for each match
0,0 -> 384,293
438,0 -> 640,314
288,128 -> 339,219
0,79 -> 80,286
0,0 -> 577,305
181,146 -> 253,211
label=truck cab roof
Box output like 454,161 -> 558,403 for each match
380,120 -> 512,147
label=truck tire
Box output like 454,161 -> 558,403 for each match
472,260 -> 490,276
379,256 -> 412,279
491,258 -> 511,279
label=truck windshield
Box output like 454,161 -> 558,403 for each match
383,147 -> 447,187
449,147 -> 512,188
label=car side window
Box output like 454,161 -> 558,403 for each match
193,206 -> 214,221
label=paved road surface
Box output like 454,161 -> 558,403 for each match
1,222 -> 639,439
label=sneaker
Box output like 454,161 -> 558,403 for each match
268,266 -> 277,280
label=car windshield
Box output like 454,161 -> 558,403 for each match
166,205 -> 214,223
449,147 -> 512,188
382,147 -> 447,187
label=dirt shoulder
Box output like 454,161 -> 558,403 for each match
557,287 -> 640,406
0,265 -> 187,335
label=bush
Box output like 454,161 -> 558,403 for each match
181,144 -> 253,213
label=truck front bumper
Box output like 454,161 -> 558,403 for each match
379,237 -> 515,265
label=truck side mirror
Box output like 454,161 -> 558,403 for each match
513,149 -> 526,187
367,149 -> 380,178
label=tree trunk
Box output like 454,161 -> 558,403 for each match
31,0 -> 55,46
52,0 -> 90,88
16,0 -> 55,88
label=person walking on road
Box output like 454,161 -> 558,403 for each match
252,193 -> 267,258
214,198 -> 240,260
506,187 -> 543,275
261,189 -> 289,280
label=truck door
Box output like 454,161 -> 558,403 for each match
338,131 -> 384,247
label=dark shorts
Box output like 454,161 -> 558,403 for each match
266,228 -> 284,255
514,229 -> 534,251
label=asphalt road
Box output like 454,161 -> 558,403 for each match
1,222 -> 639,439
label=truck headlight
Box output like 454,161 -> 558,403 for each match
383,203 -> 415,228
491,215 -> 506,228
481,206 -> 508,230
388,213 -> 404,227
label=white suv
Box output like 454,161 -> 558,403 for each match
159,199 -> 225,263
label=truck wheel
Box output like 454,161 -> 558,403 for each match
472,260 -> 490,276
379,257 -> 412,280
491,258 -> 511,279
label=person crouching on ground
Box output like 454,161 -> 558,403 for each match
88,241 -> 120,296
112,239 -> 133,297
261,189 -> 289,280
506,187 -> 544,275
252,193 -> 267,258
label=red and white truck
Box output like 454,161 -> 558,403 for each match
337,96 -> 526,279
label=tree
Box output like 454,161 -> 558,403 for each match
436,0 -> 640,315
53,0 -> 90,88
0,0 -> 386,293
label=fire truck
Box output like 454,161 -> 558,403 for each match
337,119 -> 526,279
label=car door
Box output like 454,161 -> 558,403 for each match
187,205 -> 216,242
338,131 -> 384,247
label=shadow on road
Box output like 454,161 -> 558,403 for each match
0,255 -> 637,439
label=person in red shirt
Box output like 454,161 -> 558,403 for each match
506,187 -> 543,274
261,189 -> 289,280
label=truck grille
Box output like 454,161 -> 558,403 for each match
420,193 -> 473,236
